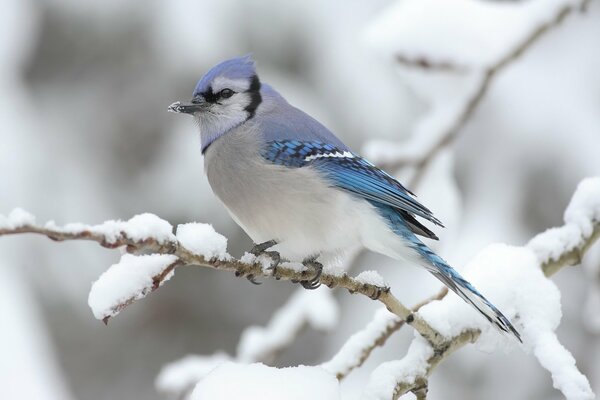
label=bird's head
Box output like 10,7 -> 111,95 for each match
169,55 -> 262,152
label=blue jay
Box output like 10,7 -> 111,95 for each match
169,55 -> 520,341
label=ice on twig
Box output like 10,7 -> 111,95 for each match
176,222 -> 231,260
88,253 -> 179,321
190,362 -> 340,400
155,353 -> 231,397
0,208 -> 36,229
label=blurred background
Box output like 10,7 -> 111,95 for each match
1,0 -> 599,399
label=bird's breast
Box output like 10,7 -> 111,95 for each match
202,126 -> 371,260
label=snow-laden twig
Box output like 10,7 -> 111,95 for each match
360,177 -> 600,400
237,288 -> 339,363
232,247 -> 361,365
363,0 -> 591,188
331,180 -> 600,385
321,288 -> 447,380
155,353 -> 232,399
0,211 -> 446,345
188,362 -> 340,400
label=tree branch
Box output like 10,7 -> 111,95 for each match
378,0 -> 592,189
0,216 -> 446,344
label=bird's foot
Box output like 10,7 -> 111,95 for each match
300,256 -> 323,290
246,274 -> 262,285
249,239 -> 281,278
250,240 -> 278,255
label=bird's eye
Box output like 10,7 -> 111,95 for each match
219,88 -> 234,99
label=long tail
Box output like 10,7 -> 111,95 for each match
411,239 -> 522,342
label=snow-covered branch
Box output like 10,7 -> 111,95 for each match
324,177 -> 600,385
0,210 -> 445,345
2,176 -> 598,400
321,288 -> 447,381
359,177 -> 600,400
363,0 -> 592,187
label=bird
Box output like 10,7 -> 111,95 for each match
168,55 -> 521,341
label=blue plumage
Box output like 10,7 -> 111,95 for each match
262,140 -> 443,227
170,55 -> 521,342
193,55 -> 256,97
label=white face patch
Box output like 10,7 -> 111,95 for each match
304,151 -> 354,162
211,76 -> 251,93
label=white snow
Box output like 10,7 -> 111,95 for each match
279,261 -> 307,273
364,242 -> 593,400
176,222 -> 231,260
322,308 -> 398,377
43,213 -> 176,245
88,253 -> 179,320
240,252 -> 257,264
363,0 -> 578,70
237,288 -> 338,362
190,362 -> 340,400
155,353 -> 231,396
564,177 -> 600,236
0,208 -> 36,229
119,213 -> 176,244
354,270 -> 387,287
533,331 -> 594,400
528,177 -> 600,265
583,285 -> 600,334
361,336 -> 433,400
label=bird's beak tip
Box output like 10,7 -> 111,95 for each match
167,101 -> 182,113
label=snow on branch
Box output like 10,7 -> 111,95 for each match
237,288 -> 339,363
321,288 -> 447,381
362,0 -> 591,187
0,210 -> 445,346
2,181 -> 597,400
155,353 -> 232,398
357,177 -> 600,400
188,362 -> 340,400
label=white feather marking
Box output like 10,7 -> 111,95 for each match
304,151 -> 354,162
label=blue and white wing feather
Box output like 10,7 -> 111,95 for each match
261,139 -> 521,341
262,140 -> 442,229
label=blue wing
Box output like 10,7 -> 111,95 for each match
262,140 -> 443,232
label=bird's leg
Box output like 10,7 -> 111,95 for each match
250,240 -> 278,255
249,239 -> 281,279
300,255 -> 323,290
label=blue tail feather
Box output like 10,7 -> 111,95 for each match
374,203 -> 522,342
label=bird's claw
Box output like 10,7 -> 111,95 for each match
246,274 -> 262,285
248,240 -> 281,278
250,240 -> 278,256
369,287 -> 382,300
300,258 -> 323,290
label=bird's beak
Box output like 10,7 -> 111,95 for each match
167,100 -> 204,115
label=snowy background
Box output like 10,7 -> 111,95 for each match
1,0 -> 599,399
